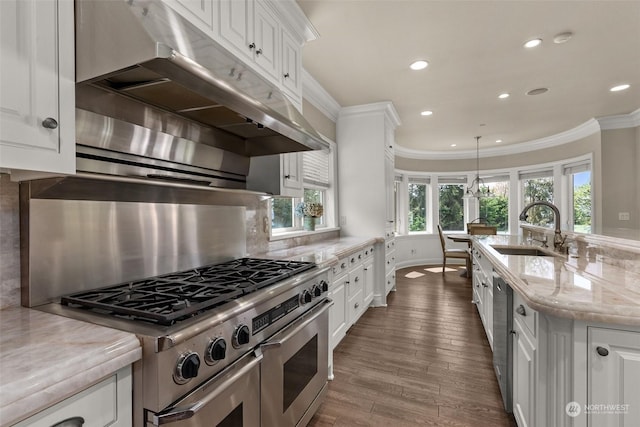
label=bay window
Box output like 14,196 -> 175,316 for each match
438,177 -> 465,231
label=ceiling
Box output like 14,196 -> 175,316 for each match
297,0 -> 640,156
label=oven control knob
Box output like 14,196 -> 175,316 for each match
300,290 -> 312,305
312,285 -> 322,297
232,324 -> 250,348
205,338 -> 227,364
320,280 -> 329,292
174,352 -> 200,384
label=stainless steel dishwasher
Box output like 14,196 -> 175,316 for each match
493,272 -> 513,413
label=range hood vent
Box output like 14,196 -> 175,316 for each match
75,0 -> 327,187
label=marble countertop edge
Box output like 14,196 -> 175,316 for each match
0,346 -> 141,426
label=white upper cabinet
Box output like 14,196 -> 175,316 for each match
0,0 -> 75,174
218,0 -> 279,81
165,0 -> 215,32
281,26 -> 302,102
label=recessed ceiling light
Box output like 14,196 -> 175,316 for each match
524,38 -> 542,48
553,32 -> 573,44
451,144 -> 457,147
420,110 -> 433,116
526,87 -> 549,96
610,84 -> 630,92
410,60 -> 428,70
498,93 -> 510,99
496,139 -> 502,143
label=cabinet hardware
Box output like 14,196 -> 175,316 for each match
284,174 -> 291,179
596,346 -> 609,356
256,48 -> 263,55
354,302 -> 359,309
248,42 -> 256,50
51,417 -> 85,427
516,305 -> 527,316
42,117 -> 58,129
283,73 -> 290,78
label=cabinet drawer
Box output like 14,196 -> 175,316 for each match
347,288 -> 364,323
385,269 -> 395,294
363,245 -> 375,259
14,367 -> 131,427
348,250 -> 364,269
513,291 -> 537,339
332,257 -> 349,276
348,265 -> 364,298
385,251 -> 396,275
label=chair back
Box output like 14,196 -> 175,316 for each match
437,224 -> 447,251
469,226 -> 497,235
466,221 -> 487,233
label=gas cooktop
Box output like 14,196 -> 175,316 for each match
61,258 -> 315,326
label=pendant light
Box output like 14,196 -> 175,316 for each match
464,136 -> 491,199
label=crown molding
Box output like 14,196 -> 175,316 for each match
338,101 -> 402,128
302,69 -> 341,122
265,0 -> 319,42
395,118 -> 602,160
598,108 -> 640,130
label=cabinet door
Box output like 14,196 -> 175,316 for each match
281,27 -> 302,101
384,148 -> 395,225
281,152 -> 303,196
218,0 -> 253,60
252,1 -> 279,81
329,276 -> 348,350
484,284 -> 494,350
513,318 -> 536,427
588,327 -> 640,427
0,0 -> 75,174
164,0 -> 214,31
363,258 -> 374,305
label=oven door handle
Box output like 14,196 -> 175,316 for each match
260,298 -> 333,351
148,351 -> 263,425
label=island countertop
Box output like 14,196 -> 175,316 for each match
473,234 -> 640,326
0,307 -> 142,426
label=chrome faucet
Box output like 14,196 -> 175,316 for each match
519,201 -> 566,252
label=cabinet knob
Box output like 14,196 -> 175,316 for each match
354,302 -> 359,309
516,304 -> 527,316
284,174 -> 291,179
42,117 -> 58,129
248,42 -> 256,50
51,417 -> 85,427
256,48 -> 263,55
596,346 -> 609,357
283,73 -> 290,78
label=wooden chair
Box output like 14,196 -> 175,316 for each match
437,224 -> 471,275
469,226 -> 497,235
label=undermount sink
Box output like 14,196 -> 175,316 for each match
491,246 -> 557,257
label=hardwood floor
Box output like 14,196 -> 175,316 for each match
308,265 -> 517,427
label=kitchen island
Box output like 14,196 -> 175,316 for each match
0,307 -> 141,426
471,233 -> 640,427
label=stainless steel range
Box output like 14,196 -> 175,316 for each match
21,176 -> 331,427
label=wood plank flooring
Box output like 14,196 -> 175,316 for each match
308,265 -> 517,427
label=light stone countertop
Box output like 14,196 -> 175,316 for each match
474,234 -> 640,326
0,307 -> 142,426
254,236 -> 383,268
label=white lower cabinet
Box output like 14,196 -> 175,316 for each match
588,327 -> 640,427
513,316 -> 537,427
14,366 -> 132,427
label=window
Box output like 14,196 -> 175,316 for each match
408,177 -> 428,232
271,146 -> 333,233
479,176 -> 509,232
438,177 -> 465,231
564,162 -> 591,233
520,170 -> 554,227
394,174 -> 403,233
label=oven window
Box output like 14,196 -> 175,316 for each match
283,335 -> 318,411
217,403 -> 243,427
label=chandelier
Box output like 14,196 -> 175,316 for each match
464,136 -> 492,198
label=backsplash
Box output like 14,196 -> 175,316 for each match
0,174 -> 20,309
0,172 -> 338,309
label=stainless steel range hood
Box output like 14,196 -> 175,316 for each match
75,0 -> 327,188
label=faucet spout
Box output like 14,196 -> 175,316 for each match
519,201 -> 565,252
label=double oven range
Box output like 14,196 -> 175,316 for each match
21,176 -> 331,427
55,258 -> 330,427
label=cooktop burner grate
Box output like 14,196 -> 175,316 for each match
61,258 -> 315,325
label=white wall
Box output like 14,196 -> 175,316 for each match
395,234 -> 468,269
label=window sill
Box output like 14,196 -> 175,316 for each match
270,227 -> 340,241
